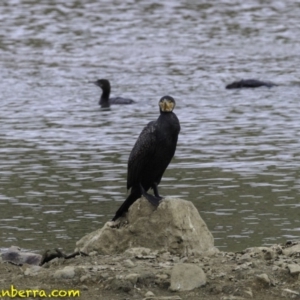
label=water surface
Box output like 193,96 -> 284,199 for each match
1,0 -> 300,252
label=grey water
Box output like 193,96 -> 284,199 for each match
0,0 -> 300,253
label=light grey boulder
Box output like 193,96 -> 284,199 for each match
53,266 -> 76,279
256,273 -> 271,286
169,263 -> 206,291
282,244 -> 300,256
287,264 -> 300,275
1,246 -> 42,266
76,197 -> 216,256
282,289 -> 300,297
24,265 -> 42,276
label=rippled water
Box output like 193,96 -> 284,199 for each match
1,0 -> 300,252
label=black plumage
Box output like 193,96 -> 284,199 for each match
93,79 -> 135,108
226,79 -> 277,89
112,95 -> 180,221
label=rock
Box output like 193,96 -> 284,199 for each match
237,253 -> 253,263
139,271 -> 156,285
124,273 -> 139,284
1,246 -> 42,266
256,273 -> 270,286
282,244 -> 300,256
256,247 -> 275,260
158,262 -> 173,269
53,266 -> 75,279
24,265 -> 42,276
243,288 -> 253,297
147,297 -> 181,300
282,288 -> 300,297
220,296 -> 245,300
156,274 -> 169,280
123,259 -> 135,268
125,247 -> 157,259
145,291 -> 155,297
80,274 -> 91,283
242,247 -> 276,260
76,198 -> 215,256
111,277 -> 133,292
169,263 -> 206,292
180,257 -> 188,263
155,273 -> 170,289
263,250 -> 275,260
233,262 -> 252,271
287,264 -> 300,275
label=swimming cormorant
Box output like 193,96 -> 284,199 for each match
93,79 -> 135,108
226,79 -> 277,89
112,95 -> 180,221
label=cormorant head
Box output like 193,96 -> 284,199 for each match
159,95 -> 176,112
93,79 -> 111,91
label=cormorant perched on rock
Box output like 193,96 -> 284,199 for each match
226,79 -> 277,89
112,95 -> 180,221
93,79 -> 135,108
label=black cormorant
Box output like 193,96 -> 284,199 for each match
226,79 -> 277,89
112,95 -> 180,221
93,79 -> 135,108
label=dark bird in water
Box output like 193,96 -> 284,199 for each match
226,79 -> 277,89
93,79 -> 135,108
112,95 -> 181,221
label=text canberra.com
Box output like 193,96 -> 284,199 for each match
1,285 -> 80,298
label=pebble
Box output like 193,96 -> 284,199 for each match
152,297 -> 181,300
263,250 -> 275,260
282,244 -> 300,256
244,287 -> 253,297
125,247 -> 156,258
169,263 -> 206,292
233,262 -> 252,271
80,274 -> 91,283
287,264 -> 300,275
221,296 -> 245,300
125,273 -> 139,284
272,266 -> 279,271
156,274 -> 168,280
24,265 -> 42,276
53,266 -> 75,279
180,257 -> 188,263
145,291 -> 155,297
282,288 -> 300,297
256,273 -> 270,286
123,259 -> 135,268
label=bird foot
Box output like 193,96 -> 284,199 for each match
139,183 -> 162,207
142,192 -> 162,207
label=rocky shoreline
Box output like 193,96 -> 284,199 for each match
1,198 -> 300,300
1,242 -> 300,300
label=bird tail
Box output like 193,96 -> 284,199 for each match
112,187 -> 141,221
